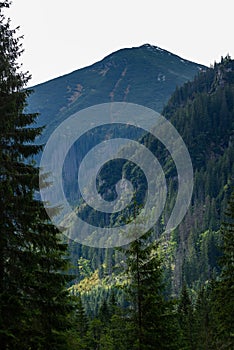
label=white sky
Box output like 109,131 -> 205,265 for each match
7,0 -> 234,86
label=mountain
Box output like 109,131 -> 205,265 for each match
27,44 -> 205,144
27,44 -> 206,243
26,45 -> 234,347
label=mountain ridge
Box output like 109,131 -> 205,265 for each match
30,43 -> 205,89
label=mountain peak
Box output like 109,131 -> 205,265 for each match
140,43 -> 166,52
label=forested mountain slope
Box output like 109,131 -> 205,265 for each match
162,56 -> 234,291
68,56 -> 233,303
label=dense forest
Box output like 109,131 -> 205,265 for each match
66,56 -> 234,348
0,1 -> 233,349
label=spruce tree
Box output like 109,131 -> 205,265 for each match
124,232 -> 180,350
194,283 -> 215,350
212,191 -> 234,349
177,284 -> 195,350
0,1 -> 73,348
66,295 -> 89,349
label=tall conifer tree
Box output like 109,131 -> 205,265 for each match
212,191 -> 234,349
0,1 -> 73,348
124,232 -> 180,350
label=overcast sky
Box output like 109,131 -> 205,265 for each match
7,0 -> 234,86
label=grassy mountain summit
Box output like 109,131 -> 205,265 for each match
27,43 -> 205,144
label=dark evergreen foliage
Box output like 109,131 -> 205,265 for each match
211,191 -> 234,349
0,2 -> 74,348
